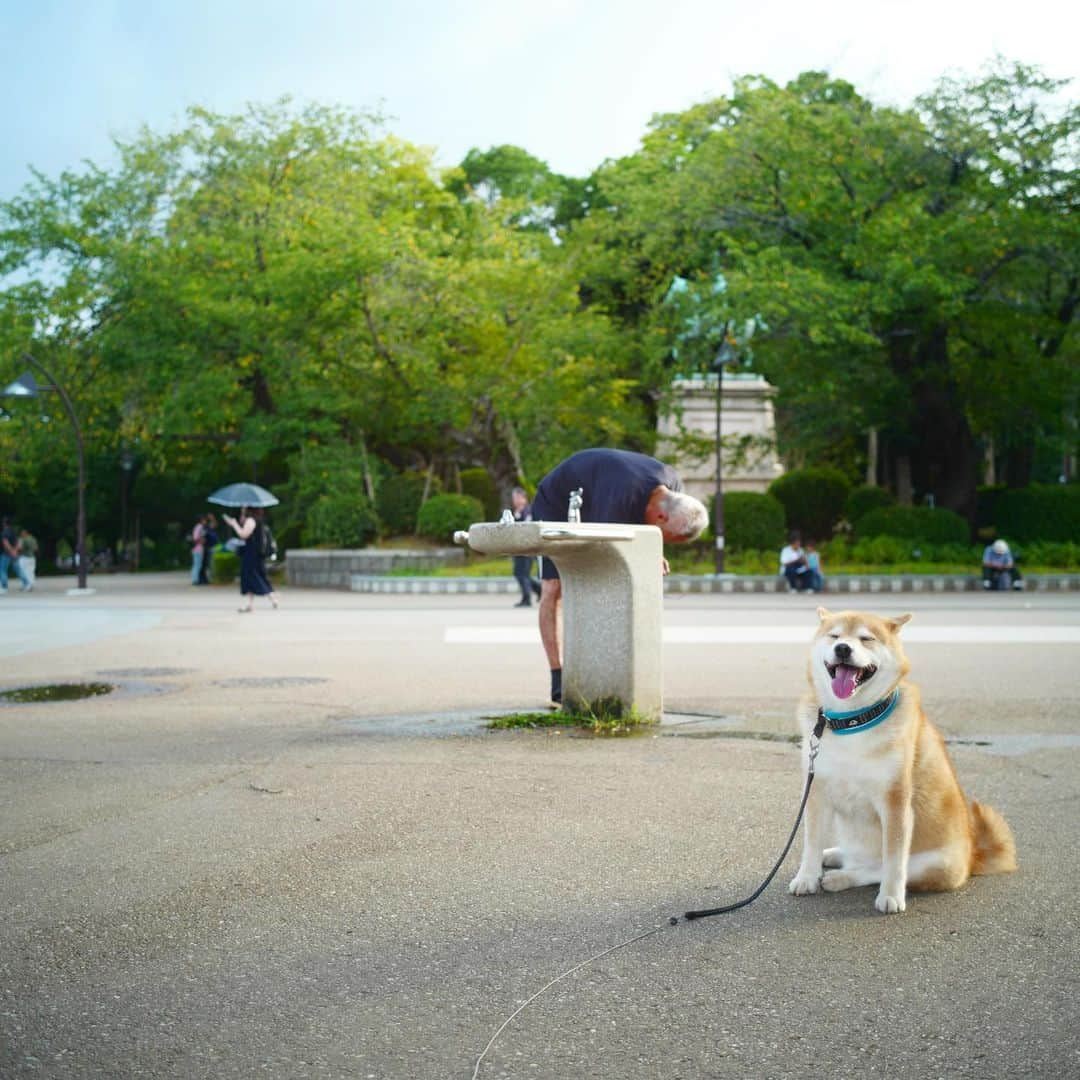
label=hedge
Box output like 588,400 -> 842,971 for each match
377,470 -> 436,536
303,493 -> 380,548
716,491 -> 787,552
855,505 -> 970,545
767,467 -> 851,541
844,484 -> 895,524
992,484 -> 1080,543
460,468 -> 501,521
416,494 -> 485,542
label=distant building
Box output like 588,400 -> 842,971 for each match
657,373 -> 782,499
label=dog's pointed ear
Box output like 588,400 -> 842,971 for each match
816,606 -> 832,622
888,613 -> 913,633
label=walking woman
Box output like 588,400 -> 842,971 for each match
222,506 -> 279,612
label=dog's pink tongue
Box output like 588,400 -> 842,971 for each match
832,665 -> 858,700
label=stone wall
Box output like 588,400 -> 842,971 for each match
285,548 -> 464,589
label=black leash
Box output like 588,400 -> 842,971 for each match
473,715 -> 827,1077
680,713 -> 825,921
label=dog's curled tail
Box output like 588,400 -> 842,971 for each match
970,801 -> 1017,876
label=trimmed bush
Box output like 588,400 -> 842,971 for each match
855,505 -> 970,545
416,494 -> 485,542
718,491 -> 787,553
851,535 -> 913,565
303,493 -> 380,548
992,484 -> 1080,543
377,470 -> 436,536
767,467 -> 851,540
459,468 -> 500,520
1021,540 -> 1080,569
844,484 -> 895,524
210,550 -> 240,584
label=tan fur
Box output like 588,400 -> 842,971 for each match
788,608 -> 1016,914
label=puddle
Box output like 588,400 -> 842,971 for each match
332,709 -> 786,741
335,710 -> 491,738
0,682 -> 115,704
328,709 -> 1080,755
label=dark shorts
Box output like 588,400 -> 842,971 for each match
538,555 -> 560,581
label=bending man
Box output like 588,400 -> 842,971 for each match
529,448 -> 708,705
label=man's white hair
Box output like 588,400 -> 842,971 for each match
660,490 -> 709,541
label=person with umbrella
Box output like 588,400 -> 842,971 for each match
209,484 -> 280,613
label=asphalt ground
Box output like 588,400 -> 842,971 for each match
1,573 -> 1078,1079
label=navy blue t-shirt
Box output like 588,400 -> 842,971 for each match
530,449 -> 682,524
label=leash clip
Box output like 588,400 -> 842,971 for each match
808,708 -> 826,774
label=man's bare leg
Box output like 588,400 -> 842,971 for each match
538,578 -> 562,702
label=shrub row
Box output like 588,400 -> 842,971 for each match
981,483 -> 1080,543
294,460 -> 1080,553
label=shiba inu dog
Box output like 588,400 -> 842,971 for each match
789,608 -> 1016,914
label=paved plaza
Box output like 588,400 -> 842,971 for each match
2,573 -> 1078,1078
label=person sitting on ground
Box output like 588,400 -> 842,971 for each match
529,447 -> 709,706
982,538 -> 1023,591
779,530 -> 811,593
805,539 -> 824,593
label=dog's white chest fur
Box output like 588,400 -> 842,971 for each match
814,734 -> 901,813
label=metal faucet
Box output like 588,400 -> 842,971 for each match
567,487 -> 583,524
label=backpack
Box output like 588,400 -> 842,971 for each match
259,523 -> 278,562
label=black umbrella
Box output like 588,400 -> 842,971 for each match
207,482 -> 280,508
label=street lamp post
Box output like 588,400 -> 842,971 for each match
119,448 -> 135,571
2,352 -> 91,592
712,328 -> 738,575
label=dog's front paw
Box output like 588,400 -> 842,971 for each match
788,871 -> 821,896
875,889 -> 906,914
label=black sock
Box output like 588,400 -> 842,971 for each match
550,668 -> 562,703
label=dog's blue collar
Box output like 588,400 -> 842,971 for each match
819,689 -> 901,735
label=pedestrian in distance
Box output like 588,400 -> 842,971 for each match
0,517 -> 31,593
17,527 -> 38,591
199,513 -> 218,585
528,448 -> 708,706
509,486 -> 541,608
190,514 -> 207,585
222,506 -> 279,612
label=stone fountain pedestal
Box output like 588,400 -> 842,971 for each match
455,520 -> 664,721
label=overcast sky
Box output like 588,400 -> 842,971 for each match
2,0 -> 1077,200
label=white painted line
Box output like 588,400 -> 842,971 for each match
445,626 -> 1080,645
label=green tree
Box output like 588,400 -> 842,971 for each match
568,62 -> 1079,519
